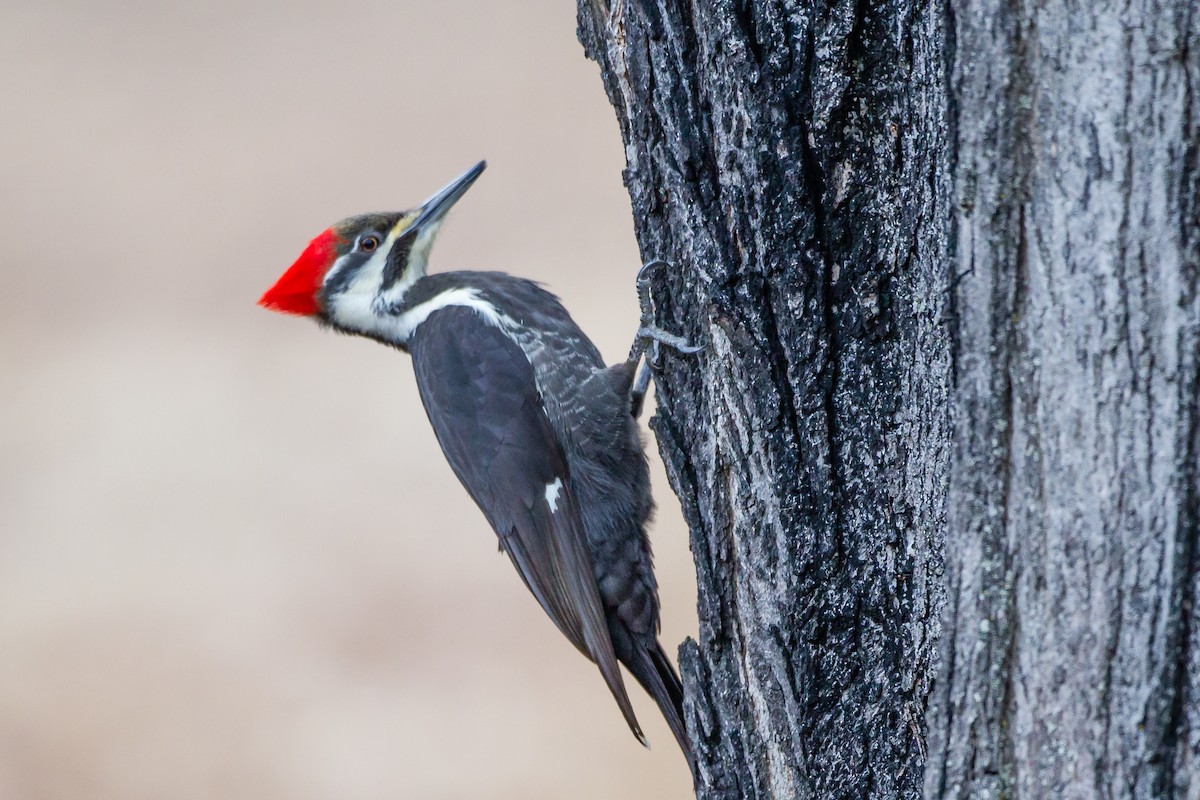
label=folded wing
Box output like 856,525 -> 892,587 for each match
408,306 -> 643,743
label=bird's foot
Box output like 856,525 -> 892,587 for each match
636,257 -> 670,287
628,260 -> 702,418
636,326 -> 704,357
628,259 -> 702,360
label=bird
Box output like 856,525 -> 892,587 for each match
258,160 -> 697,772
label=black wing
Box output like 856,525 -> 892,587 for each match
408,306 -> 643,742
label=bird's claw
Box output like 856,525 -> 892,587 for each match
628,259 -> 703,418
628,259 -> 704,361
636,258 -> 670,286
636,325 -> 704,356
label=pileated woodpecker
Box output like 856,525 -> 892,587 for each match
259,161 -> 696,771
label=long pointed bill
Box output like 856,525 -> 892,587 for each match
406,160 -> 487,233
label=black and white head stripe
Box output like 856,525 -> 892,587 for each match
317,213 -> 401,306
321,215 -> 484,345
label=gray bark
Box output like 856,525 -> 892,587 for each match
927,2 -> 1200,799
576,1 -> 1198,798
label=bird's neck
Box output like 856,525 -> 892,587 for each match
333,272 -> 505,350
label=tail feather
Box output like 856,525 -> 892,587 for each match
628,640 -> 695,776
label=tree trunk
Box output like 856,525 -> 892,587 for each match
577,2 -> 953,796
926,3 -> 1199,798
576,1 -> 1198,799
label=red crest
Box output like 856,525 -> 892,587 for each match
258,229 -> 344,316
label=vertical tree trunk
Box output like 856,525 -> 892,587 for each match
925,3 -> 1200,798
577,2 -> 953,797
576,1 -> 1198,798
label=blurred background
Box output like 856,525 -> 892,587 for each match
0,1 -> 697,797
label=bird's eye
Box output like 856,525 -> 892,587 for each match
358,235 -> 380,253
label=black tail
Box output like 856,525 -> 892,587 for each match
628,639 -> 695,777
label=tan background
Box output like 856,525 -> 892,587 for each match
0,1 -> 697,797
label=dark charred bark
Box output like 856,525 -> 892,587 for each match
576,1 -> 1198,798
577,2 -> 953,797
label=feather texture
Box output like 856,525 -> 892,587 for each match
410,307 -> 645,742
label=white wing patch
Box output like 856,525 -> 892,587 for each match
544,478 -> 564,513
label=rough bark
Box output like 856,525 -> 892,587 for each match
577,2 -> 953,797
926,2 -> 1200,798
576,1 -> 1198,798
